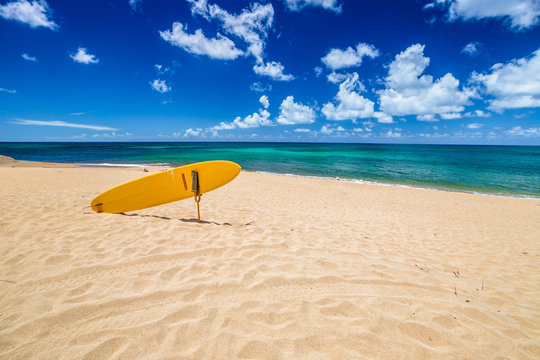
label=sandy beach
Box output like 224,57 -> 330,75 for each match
0,157 -> 539,359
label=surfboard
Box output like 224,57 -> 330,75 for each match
91,160 -> 241,213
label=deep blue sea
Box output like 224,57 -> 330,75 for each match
1,142 -> 539,198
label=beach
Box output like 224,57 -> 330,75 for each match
0,159 -> 539,359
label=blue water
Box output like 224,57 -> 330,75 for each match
1,142 -> 539,198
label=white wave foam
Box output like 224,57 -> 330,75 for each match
253,171 -> 540,200
76,163 -> 170,168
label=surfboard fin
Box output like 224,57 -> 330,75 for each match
191,171 -> 201,223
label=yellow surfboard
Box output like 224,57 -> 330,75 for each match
91,160 -> 241,213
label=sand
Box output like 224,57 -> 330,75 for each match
0,159 -> 539,359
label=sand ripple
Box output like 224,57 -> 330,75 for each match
1,167 -> 539,359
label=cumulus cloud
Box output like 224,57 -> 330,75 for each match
253,61 -> 294,81
505,126 -> 540,136
21,53 -> 37,62
212,97 -> 273,130
426,0 -> 540,30
159,22 -> 243,60
327,71 -> 359,84
322,43 -> 379,70
10,119 -> 117,131
322,72 -> 377,121
378,43 -> 475,119
440,112 -> 462,119
384,130 -> 402,138
0,0 -> 57,29
294,128 -> 311,132
150,79 -> 171,93
187,0 -> 273,63
417,114 -> 437,122
466,122 -> 483,129
471,48 -> 540,111
259,95 -> 269,108
276,96 -> 317,125
283,0 -> 342,13
320,124 -> 346,135
178,1 -> 294,80
462,42 -> 480,56
464,109 -> 491,117
184,128 -> 204,137
70,47 -> 99,64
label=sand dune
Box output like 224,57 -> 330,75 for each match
0,164 -> 539,359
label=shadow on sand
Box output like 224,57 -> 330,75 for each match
119,212 -> 233,226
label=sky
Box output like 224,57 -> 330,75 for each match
0,0 -> 539,144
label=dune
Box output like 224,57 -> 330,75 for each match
0,163 -> 539,359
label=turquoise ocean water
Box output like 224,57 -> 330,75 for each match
1,142 -> 539,198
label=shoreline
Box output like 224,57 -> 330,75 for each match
2,155 -> 538,200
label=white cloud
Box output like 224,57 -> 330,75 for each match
276,96 -> 317,125
464,109 -> 491,117
322,43 -> 379,70
378,44 -> 475,118
70,47 -> 99,64
294,128 -> 311,132
471,48 -> 540,111
320,124 -> 346,135
314,66 -> 323,77
250,82 -> 271,92
0,87 -> 16,94
462,42 -> 480,56
374,113 -> 394,124
69,112 -> 85,116
259,95 -> 269,108
384,130 -> 402,138
0,0 -> 57,29
427,0 -> 540,30
21,53 -> 37,62
505,126 -> 540,136
283,0 -> 342,13
253,61 -> 294,81
417,114 -> 437,122
212,103 -> 272,130
326,71 -> 360,85
154,64 -> 171,75
11,119 -> 117,131
184,1 -> 295,81
187,0 -> 273,63
440,112 -> 462,119
322,72 -> 376,121
184,128 -> 204,137
91,132 -> 133,138
320,125 -> 333,135
150,79 -> 171,93
466,122 -> 483,129
160,22 -> 243,60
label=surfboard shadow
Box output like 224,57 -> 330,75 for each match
119,212 -> 232,226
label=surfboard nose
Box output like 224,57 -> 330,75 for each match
91,200 -> 104,213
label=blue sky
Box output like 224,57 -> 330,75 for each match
0,0 -> 539,144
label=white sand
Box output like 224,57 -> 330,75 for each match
0,163 -> 539,359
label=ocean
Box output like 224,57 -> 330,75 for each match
1,142 -> 539,198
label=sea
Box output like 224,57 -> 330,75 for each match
1,142 -> 539,199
